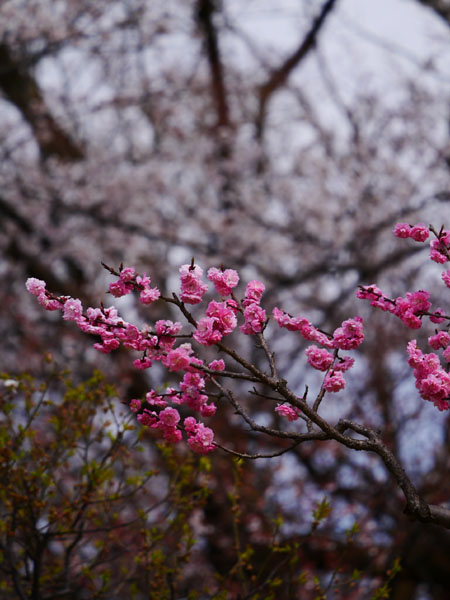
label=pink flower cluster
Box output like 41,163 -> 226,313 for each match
26,278 -> 61,311
109,267 -> 161,304
272,308 -> 334,347
275,403 -> 301,421
357,286 -> 434,329
430,231 -> 450,264
240,280 -> 267,334
26,272 -> 219,451
184,417 -> 215,454
179,264 -> 208,304
207,267 -> 239,296
358,222 -> 450,412
193,300 -> 238,345
305,346 -> 355,393
136,405 -> 183,443
271,309 -> 362,399
407,341 -> 450,411
393,221 -> 450,264
393,222 -> 429,242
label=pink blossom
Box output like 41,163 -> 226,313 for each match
193,316 -> 223,345
208,359 -> 225,371
430,308 -> 446,324
430,238 -> 449,264
400,312 -> 422,329
162,428 -> 182,443
240,303 -> 266,335
200,403 -> 216,417
333,316 -> 364,350
159,407 -> 180,427
305,346 -> 335,371
119,267 -> 135,282
356,284 -> 383,301
136,274 -> 151,287
406,340 -> 450,410
207,267 -> 239,296
63,298 -> 83,321
410,223 -> 429,242
133,356 -> 153,369
93,339 -> 120,353
37,293 -> 61,311
186,422 -> 215,454
137,410 -> 158,427
155,320 -> 182,337
323,371 -> 346,393
272,307 -> 309,331
393,222 -> 411,238
86,307 -> 103,322
404,291 -> 431,313
145,390 -> 167,406
243,279 -> 265,306
275,403 -> 300,421
179,264 -> 208,304
334,356 -> 355,372
109,280 -> 132,297
26,277 -> 46,297
428,331 -> 450,350
139,286 -> 161,304
183,416 -> 197,433
163,345 -> 192,371
206,300 -> 237,335
129,399 -> 142,412
442,270 -> 450,289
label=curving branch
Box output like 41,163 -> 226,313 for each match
255,0 -> 339,139
0,43 -> 84,161
208,340 -> 450,530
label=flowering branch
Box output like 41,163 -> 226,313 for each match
25,222 -> 450,528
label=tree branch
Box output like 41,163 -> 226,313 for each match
256,0 -> 339,139
0,43 -> 84,161
196,0 -> 230,128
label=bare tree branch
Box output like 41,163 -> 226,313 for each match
256,0 -> 339,138
196,0 -> 230,128
0,43 -> 84,161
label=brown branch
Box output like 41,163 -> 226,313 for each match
256,0 -> 339,138
0,43 -> 84,161
196,0 -> 230,128
210,337 -> 450,530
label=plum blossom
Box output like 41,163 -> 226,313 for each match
428,331 -> 450,350
240,303 -> 266,335
393,222 -> 411,238
179,264 -> 208,304
207,267 -> 239,296
275,403 -> 300,421
63,298 -> 83,321
163,345 -> 193,372
410,223 -> 429,242
159,407 -> 181,427
323,371 -> 346,393
332,316 -> 364,350
26,277 -> 46,296
129,399 -> 142,412
407,340 -> 450,411
186,421 -> 215,454
305,346 -> 335,371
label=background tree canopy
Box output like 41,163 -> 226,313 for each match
1,1 -> 450,598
